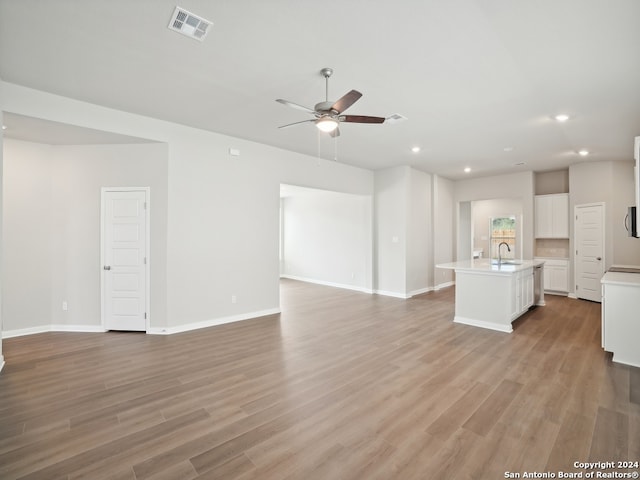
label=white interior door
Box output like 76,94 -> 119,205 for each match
102,189 -> 148,331
574,203 -> 604,302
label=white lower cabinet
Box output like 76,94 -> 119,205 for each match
518,267 -> 534,313
512,267 -> 534,318
535,258 -> 568,293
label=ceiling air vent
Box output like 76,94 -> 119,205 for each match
385,113 -> 408,125
168,6 -> 212,41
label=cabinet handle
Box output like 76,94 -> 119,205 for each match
596,257 -> 602,261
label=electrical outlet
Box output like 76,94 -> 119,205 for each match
62,301 -> 68,311
231,295 -> 237,304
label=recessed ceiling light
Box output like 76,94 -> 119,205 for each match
411,146 -> 421,153
555,114 -> 570,122
464,167 -> 471,173
578,149 -> 589,156
503,147 -> 513,152
1,125 -> 6,130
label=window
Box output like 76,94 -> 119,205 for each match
490,216 -> 516,260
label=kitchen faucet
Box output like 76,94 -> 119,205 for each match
498,242 -> 511,264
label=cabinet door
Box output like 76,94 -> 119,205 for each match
535,196 -> 553,238
551,194 -> 569,238
552,265 -> 568,291
535,194 -> 569,238
514,269 -> 533,315
510,276 -> 520,318
543,263 -> 569,292
523,269 -> 534,309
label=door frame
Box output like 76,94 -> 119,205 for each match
573,202 -> 605,301
100,187 -> 151,332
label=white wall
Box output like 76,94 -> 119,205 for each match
612,161 -> 640,266
457,201 -> 472,262
570,160 -> 640,275
374,166 -> 434,297
2,140 -> 53,332
2,140 -> 169,334
454,171 -> 535,260
52,143 -> 169,328
2,81 -> 374,335
472,198 -> 523,260
407,169 -> 431,295
281,187 -> 372,292
0,93 -> 4,369
374,166 -> 409,296
433,175 -> 454,288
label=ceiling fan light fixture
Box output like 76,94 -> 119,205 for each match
316,117 -> 339,133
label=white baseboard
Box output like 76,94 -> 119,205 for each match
2,324 -> 106,339
374,289 -> 411,299
567,292 -> 578,299
612,354 -> 640,369
281,275 -> 445,300
280,275 -> 374,294
2,325 -> 50,338
2,310 -> 281,338
52,324 -> 106,333
376,286 -> 440,299
409,287 -> 433,297
544,290 -> 569,297
0,355 -> 4,373
434,281 -> 455,291
454,315 -> 513,333
147,307 -> 281,335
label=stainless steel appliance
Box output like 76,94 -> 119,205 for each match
625,206 -> 638,238
533,264 -> 542,305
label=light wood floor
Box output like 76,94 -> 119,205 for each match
1,280 -> 639,480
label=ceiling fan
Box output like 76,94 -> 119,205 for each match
276,67 -> 386,138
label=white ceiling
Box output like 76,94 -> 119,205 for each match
1,0 -> 639,180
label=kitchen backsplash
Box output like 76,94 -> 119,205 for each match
535,238 -> 570,258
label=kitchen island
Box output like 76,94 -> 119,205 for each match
437,259 -> 545,333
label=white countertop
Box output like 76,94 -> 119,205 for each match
436,258 -> 544,274
601,271 -> 640,287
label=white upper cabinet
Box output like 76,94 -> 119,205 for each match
535,193 -> 569,238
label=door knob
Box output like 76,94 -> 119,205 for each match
103,265 -> 111,270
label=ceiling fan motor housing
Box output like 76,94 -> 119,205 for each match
314,101 -> 335,114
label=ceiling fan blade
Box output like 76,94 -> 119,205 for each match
340,115 -> 386,124
330,90 -> 362,113
330,127 -> 341,138
276,99 -> 316,114
278,119 -> 315,129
